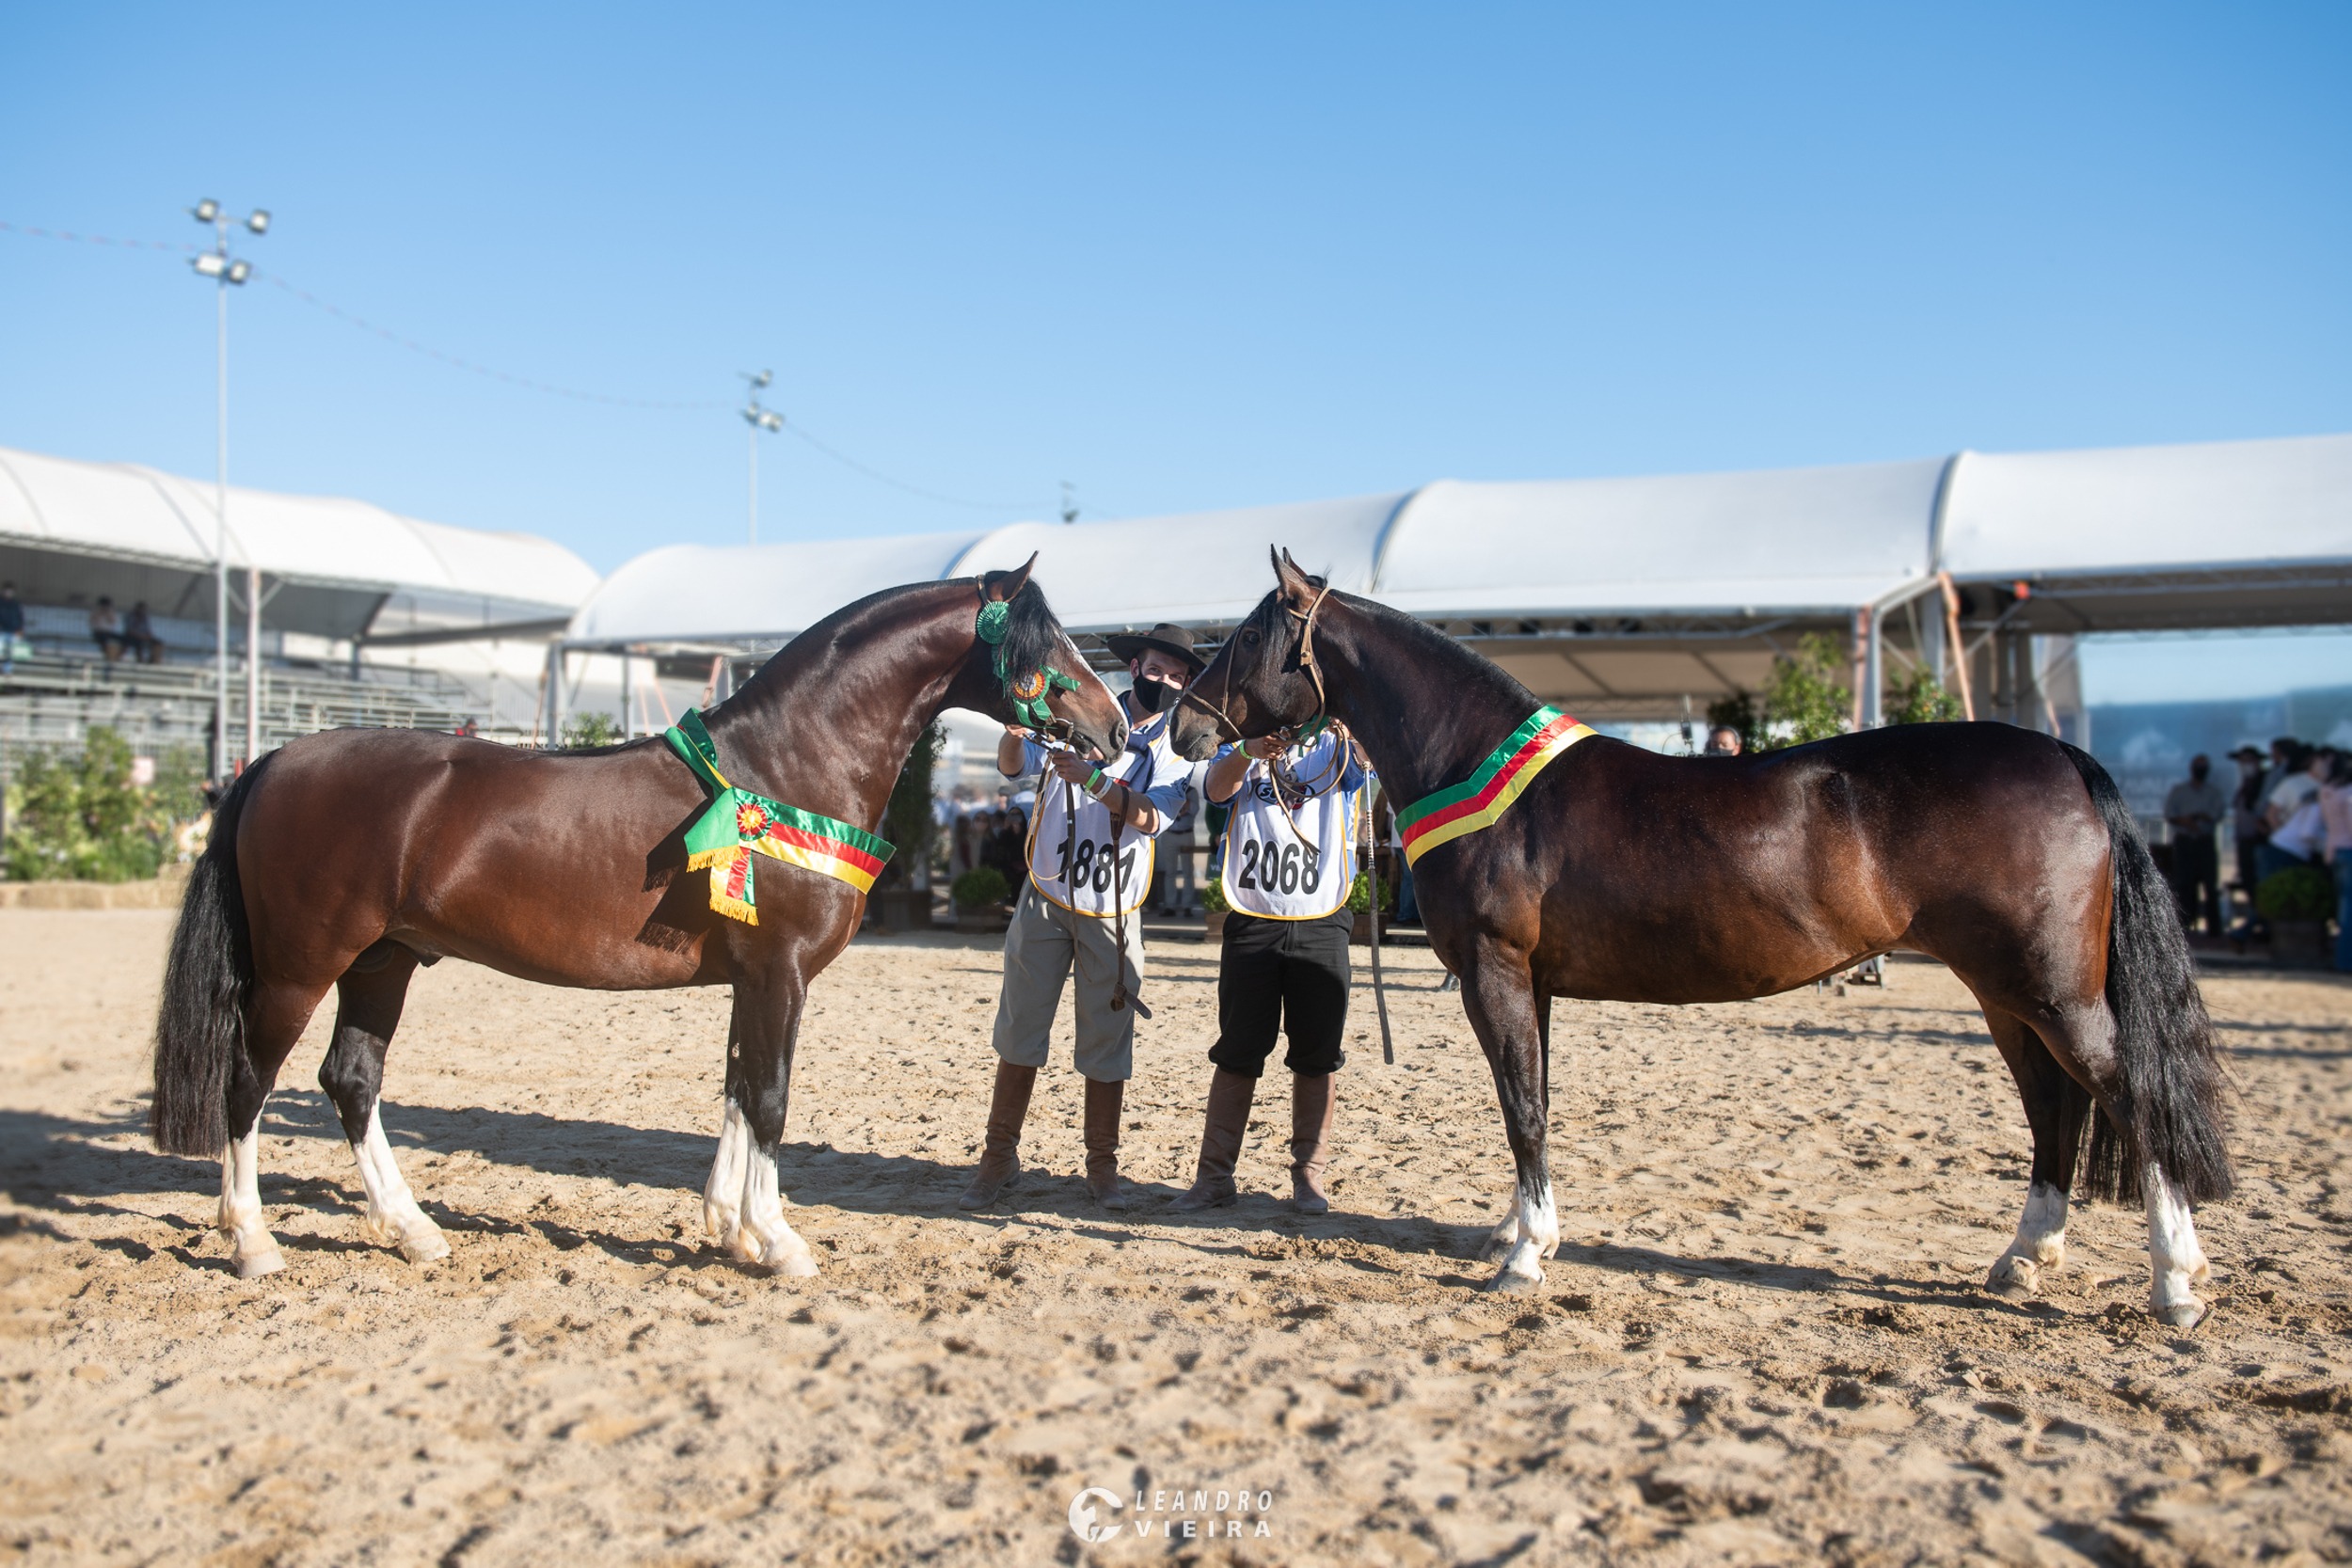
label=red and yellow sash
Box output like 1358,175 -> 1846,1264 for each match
1393,705 -> 1595,867
665,711 -> 894,924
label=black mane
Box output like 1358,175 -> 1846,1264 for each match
994,578 -> 1071,683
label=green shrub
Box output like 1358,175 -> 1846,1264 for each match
3,729 -> 201,882
951,865 -> 1009,909
1889,668 -> 1965,724
1761,632 -> 1852,748
1345,872 -> 1376,913
2256,864 -> 2335,923
562,712 -> 624,748
1200,875 -> 1229,914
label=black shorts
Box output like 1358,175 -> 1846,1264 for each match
1207,909 -> 1352,1078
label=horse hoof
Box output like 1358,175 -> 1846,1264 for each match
704,1203 -> 739,1240
1986,1255 -> 2041,1297
399,1229 -> 452,1266
1485,1266 -> 1543,1295
725,1230 -> 765,1265
769,1247 -> 820,1279
234,1243 -> 285,1280
359,1214 -> 399,1247
2154,1297 -> 2207,1330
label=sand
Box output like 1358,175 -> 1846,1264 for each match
1,907 -> 2347,1565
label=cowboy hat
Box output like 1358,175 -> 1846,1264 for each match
1103,622 -> 1205,674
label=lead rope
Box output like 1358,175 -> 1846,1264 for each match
1364,776 -> 1394,1066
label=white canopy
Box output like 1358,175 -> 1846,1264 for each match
572,433 -> 2351,651
0,444 -> 600,638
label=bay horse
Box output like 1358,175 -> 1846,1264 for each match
1170,550 -> 2232,1327
151,562 -> 1125,1280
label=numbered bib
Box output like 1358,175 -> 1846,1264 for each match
1219,736 -> 1362,920
1026,752 -> 1157,917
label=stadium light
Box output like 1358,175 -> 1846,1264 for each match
188,198 -> 270,778
740,370 -> 784,545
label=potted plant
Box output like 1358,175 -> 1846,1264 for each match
951,866 -> 1011,933
2256,865 -> 2335,969
1201,875 -> 1229,942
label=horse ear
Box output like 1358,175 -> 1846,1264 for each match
1273,546 -> 1314,608
986,551 -> 1039,603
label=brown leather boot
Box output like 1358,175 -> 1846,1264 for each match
1290,1071 -> 1336,1214
1082,1076 -> 1125,1211
958,1060 -> 1038,1210
1172,1069 -> 1256,1211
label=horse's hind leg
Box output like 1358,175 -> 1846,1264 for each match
1980,1006 -> 2090,1298
1455,940 -> 1556,1291
219,978 -> 332,1278
1484,994 -> 1554,1261
317,943 -> 448,1265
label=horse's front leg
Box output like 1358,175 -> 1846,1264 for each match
704,1009 -> 749,1240
725,972 -> 819,1277
1455,936 -> 1556,1291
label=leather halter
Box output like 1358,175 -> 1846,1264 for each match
1177,581 -> 1333,748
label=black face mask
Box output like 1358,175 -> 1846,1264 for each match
1130,678 -> 1169,715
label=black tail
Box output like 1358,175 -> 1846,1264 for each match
2058,742 -> 2233,1207
150,761 -> 266,1156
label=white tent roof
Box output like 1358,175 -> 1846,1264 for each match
0,444 -> 600,622
569,433 -> 2352,648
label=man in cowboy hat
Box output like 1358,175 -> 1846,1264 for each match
961,622 -> 1204,1212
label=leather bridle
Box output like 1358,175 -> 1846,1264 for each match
1175,581 -> 1334,751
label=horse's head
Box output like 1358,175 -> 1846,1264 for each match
1170,547 -> 1329,763
961,554 -> 1128,760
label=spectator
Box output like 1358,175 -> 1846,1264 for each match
2262,738 -> 2318,832
2321,752 -> 2352,973
1703,723 -> 1743,757
2163,754 -> 2226,935
2227,745 -> 2269,918
88,596 -> 125,663
123,600 -> 163,663
2260,749 -> 2330,882
0,580 -> 23,674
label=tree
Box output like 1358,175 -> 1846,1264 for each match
1888,667 -> 1964,724
3,728 -> 199,882
1760,633 -> 1852,748
875,723 -> 943,892
561,712 -> 624,748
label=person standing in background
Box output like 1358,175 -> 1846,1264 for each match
2163,753 -> 2226,936
2319,752 -> 2352,973
0,581 -> 24,675
2227,745 -> 2270,924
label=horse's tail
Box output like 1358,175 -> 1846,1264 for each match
151,758 -> 267,1157
2058,741 -> 2233,1207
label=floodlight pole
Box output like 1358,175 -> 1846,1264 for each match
191,200 -> 267,777
740,372 -> 782,545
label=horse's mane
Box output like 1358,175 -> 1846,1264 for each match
1232,572 -> 1540,717
993,578 -> 1071,682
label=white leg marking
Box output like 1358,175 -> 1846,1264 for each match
731,1143 -> 818,1277
705,1098 -> 749,1241
349,1104 -> 451,1265
1493,1180 -> 1559,1290
1987,1180 -> 2069,1295
216,1123 -> 283,1279
2144,1164 -> 2210,1329
1483,1190 -> 1522,1260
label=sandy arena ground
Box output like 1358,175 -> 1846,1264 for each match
1,908 -> 2348,1565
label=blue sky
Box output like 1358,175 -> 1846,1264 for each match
3,5 -> 2346,700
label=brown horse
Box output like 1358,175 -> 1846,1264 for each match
151,562 -> 1125,1280
1172,551 -> 2232,1326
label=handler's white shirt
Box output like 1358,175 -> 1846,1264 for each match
1216,732 -> 1370,921
1020,708 -> 1192,917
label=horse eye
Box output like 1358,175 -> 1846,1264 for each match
1240,628 -> 1260,646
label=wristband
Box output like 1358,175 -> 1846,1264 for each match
1086,768 -> 1107,797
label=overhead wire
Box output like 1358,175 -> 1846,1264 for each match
3,216 -> 1059,515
